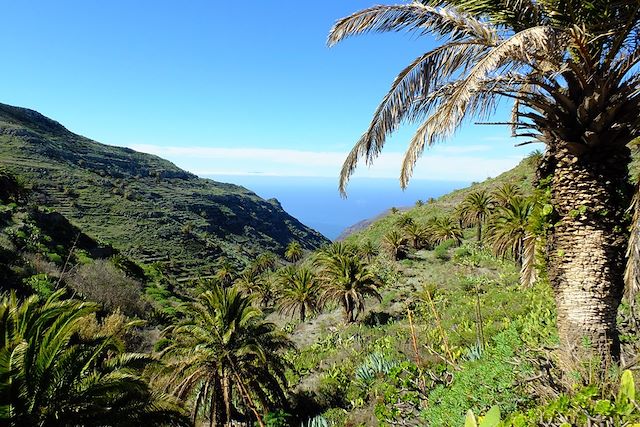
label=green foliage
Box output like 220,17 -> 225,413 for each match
0,291 -> 188,425
23,273 -> 54,297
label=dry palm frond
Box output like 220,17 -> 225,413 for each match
399,25 -> 560,187
520,234 -> 538,288
328,3 -> 497,47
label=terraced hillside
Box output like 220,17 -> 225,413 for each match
0,103 -> 329,281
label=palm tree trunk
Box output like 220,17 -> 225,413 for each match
545,146 -> 631,366
300,304 -> 306,322
223,373 -> 232,426
477,222 -> 482,242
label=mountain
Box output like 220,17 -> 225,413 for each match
0,103 -> 329,281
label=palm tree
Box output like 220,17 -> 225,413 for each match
458,190 -> 494,242
359,240 -> 379,262
235,268 -> 274,308
276,265 -> 320,322
405,222 -> 430,250
486,197 -> 539,286
329,0 -> 640,362
394,213 -> 415,228
0,291 -> 188,426
253,252 -> 278,274
284,241 -> 303,263
429,217 -> 463,246
382,229 -> 409,260
161,284 -> 292,427
215,258 -> 236,286
492,183 -> 522,207
317,253 -> 381,323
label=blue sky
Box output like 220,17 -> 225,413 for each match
0,1 -> 540,183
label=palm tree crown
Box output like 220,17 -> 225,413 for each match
317,253 -> 382,323
0,291 -> 188,426
276,264 -> 320,322
458,190 -> 495,242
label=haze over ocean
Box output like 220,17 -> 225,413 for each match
207,175 -> 468,240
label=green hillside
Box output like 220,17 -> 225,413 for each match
343,155 -> 537,246
0,103 -> 329,281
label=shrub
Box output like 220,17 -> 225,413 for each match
67,259 -> 148,317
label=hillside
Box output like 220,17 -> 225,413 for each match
0,103 -> 329,281
342,156 -> 536,245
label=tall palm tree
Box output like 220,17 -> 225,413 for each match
458,190 -> 495,242
0,291 -> 188,426
429,217 -> 463,246
284,241 -> 303,263
383,229 -> 409,260
160,284 -> 292,427
329,0 -> 640,362
276,265 -> 320,322
317,253 -> 381,323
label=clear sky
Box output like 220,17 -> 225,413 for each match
0,1 -> 540,184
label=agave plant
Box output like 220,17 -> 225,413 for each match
160,283 -> 292,426
0,291 -> 188,426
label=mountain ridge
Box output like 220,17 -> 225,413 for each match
0,103 -> 329,282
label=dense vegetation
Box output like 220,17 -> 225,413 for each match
4,151 -> 640,425
2,0 -> 640,424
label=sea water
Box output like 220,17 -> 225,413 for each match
206,175 -> 467,240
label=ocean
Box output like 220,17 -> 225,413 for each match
206,175 -> 468,240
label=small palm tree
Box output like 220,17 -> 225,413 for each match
492,183 -> 522,207
487,197 -> 538,287
404,222 -> 430,250
0,291 -> 188,426
285,241 -> 303,263
458,190 -> 494,242
161,283 -> 292,427
235,268 -> 273,307
382,229 -> 409,260
253,251 -> 278,274
394,213 -> 414,228
276,265 -> 320,322
215,258 -> 237,286
429,217 -> 463,246
359,240 -> 379,263
317,253 -> 381,323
